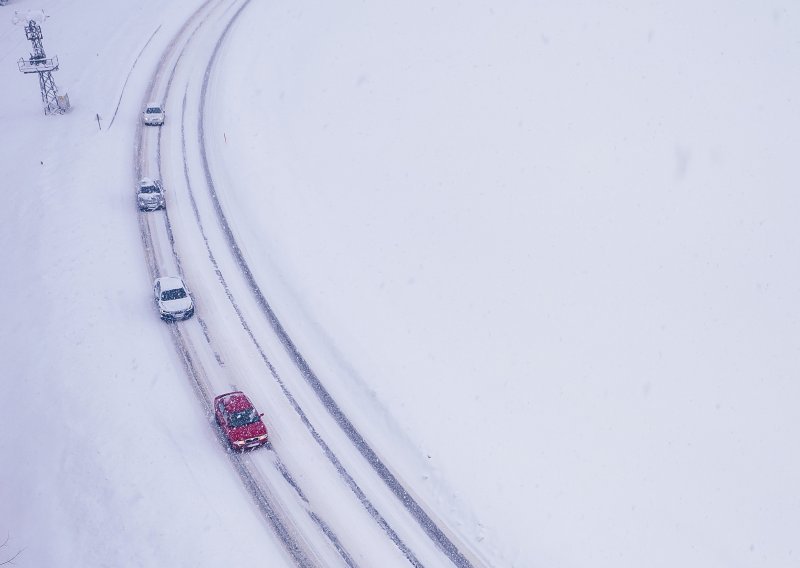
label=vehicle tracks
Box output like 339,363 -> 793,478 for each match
194,7 -> 482,568
135,1 -> 340,566
135,0 -> 488,566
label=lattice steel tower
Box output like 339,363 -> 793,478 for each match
16,13 -> 69,115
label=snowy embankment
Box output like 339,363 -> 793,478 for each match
0,1 -> 283,566
209,2 -> 800,566
1,1 -> 800,567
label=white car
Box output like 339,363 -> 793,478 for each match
143,103 -> 165,126
153,276 -> 194,321
137,177 -> 165,211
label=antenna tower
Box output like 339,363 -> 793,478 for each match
16,12 -> 70,115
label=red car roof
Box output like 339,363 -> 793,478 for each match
217,391 -> 254,413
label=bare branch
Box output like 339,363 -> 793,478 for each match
0,533 -> 23,566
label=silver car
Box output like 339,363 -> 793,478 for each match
143,102 -> 165,126
153,276 -> 194,321
137,177 -> 165,211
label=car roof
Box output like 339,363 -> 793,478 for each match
216,391 -> 254,413
139,177 -> 158,186
154,276 -> 185,290
146,102 -> 163,109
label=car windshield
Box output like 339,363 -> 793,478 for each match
161,288 -> 186,301
227,408 -> 259,428
146,107 -> 162,113
140,184 -> 159,193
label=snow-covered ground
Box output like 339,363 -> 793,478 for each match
2,0 -> 800,566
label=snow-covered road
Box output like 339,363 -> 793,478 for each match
135,0 -> 487,565
4,1 -> 800,566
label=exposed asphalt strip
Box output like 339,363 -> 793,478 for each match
136,0 -> 483,565
168,324 -> 316,568
134,1 -> 324,566
179,87 -> 361,568
197,4 -> 478,568
188,2 -> 450,566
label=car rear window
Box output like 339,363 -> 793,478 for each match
161,288 -> 187,301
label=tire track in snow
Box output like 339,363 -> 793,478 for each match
178,87 -> 360,568
196,5 -> 481,568
168,323 -> 316,568
133,2 -> 327,566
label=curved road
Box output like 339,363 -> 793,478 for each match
134,1 -> 489,566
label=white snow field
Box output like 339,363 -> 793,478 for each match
2,0 -> 800,566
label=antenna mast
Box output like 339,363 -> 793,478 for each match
16,11 -> 70,115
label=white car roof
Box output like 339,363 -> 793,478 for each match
155,276 -> 185,291
146,102 -> 163,109
139,177 -> 156,186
